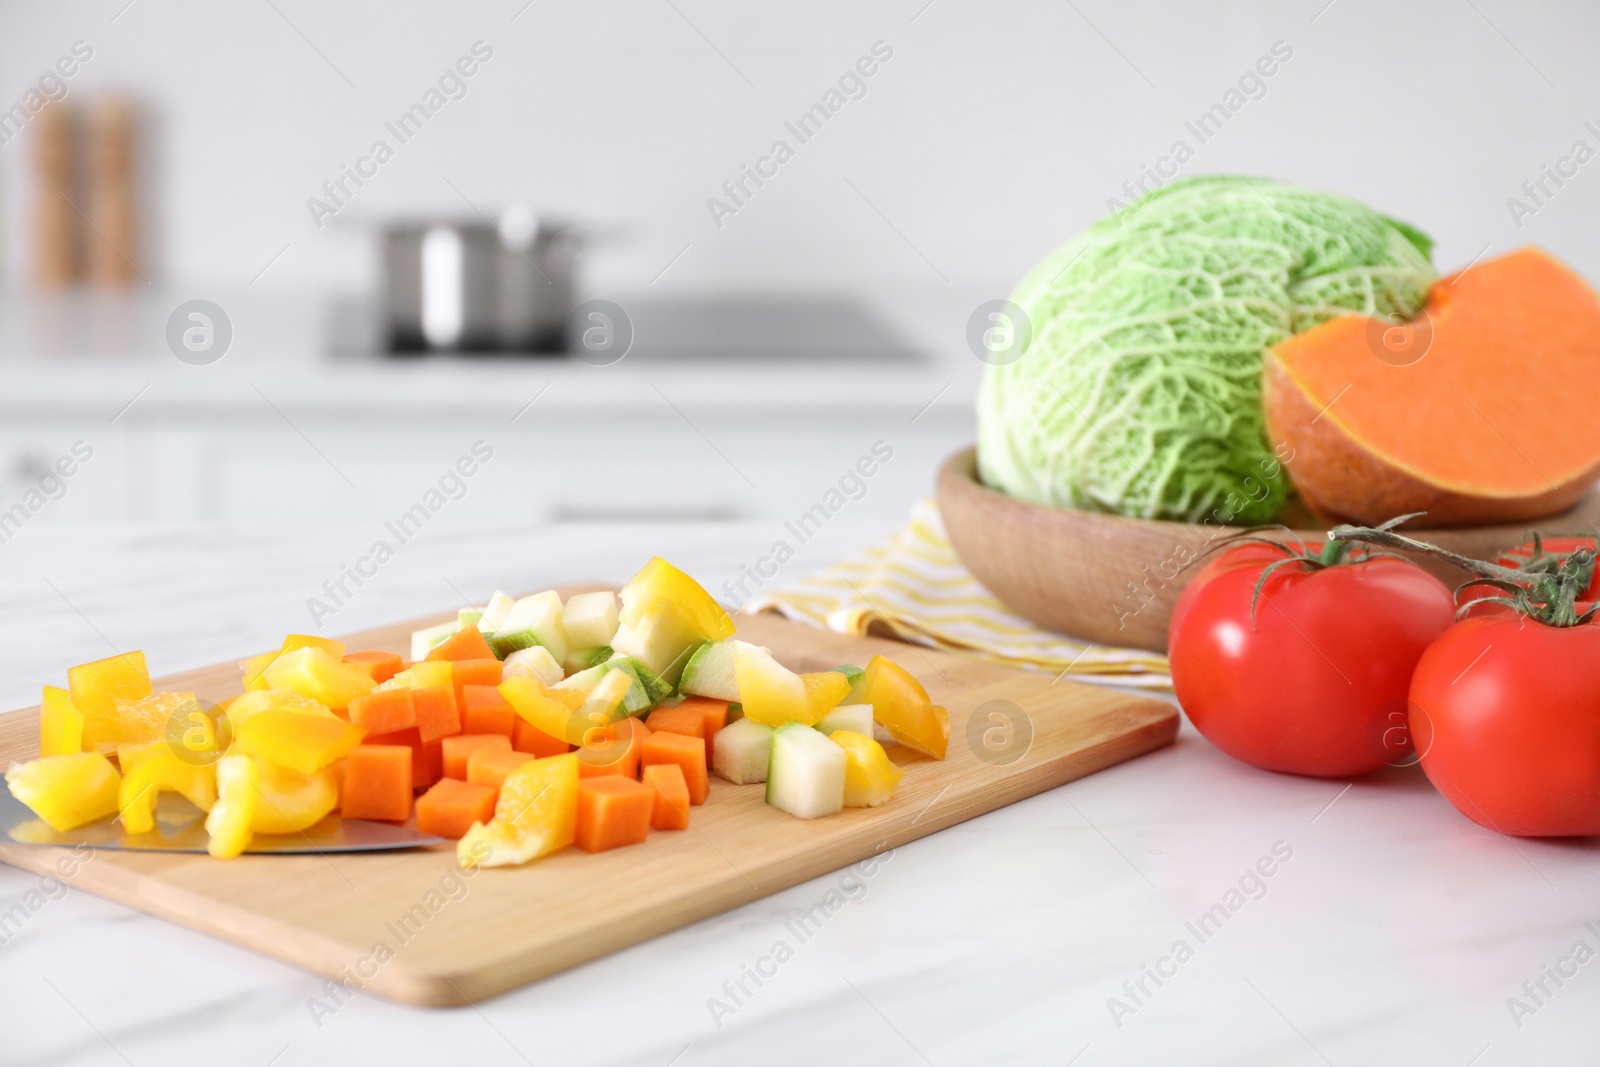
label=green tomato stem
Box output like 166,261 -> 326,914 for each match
1328,523 -> 1596,629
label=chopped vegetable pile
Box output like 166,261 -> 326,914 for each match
6,558 -> 951,865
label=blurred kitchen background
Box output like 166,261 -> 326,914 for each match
0,0 -> 1594,532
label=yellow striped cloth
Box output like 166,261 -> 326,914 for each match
743,499 -> 1171,689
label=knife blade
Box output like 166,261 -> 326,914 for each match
0,778 -> 445,854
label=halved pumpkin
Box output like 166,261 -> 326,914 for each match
1265,246 -> 1600,526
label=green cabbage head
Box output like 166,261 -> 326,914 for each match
975,176 -> 1437,524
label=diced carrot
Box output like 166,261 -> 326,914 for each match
363,727 -> 438,790
416,778 -> 497,839
645,704 -> 702,737
577,716 -> 650,779
574,776 -> 655,853
348,688 -> 417,735
342,745 -> 414,821
466,748 -> 538,795
645,705 -> 711,762
513,718 -> 570,758
640,731 -> 709,804
418,738 -> 443,788
683,696 -> 731,742
344,649 -> 404,684
363,726 -> 418,749
642,700 -> 728,762
413,686 -> 461,743
426,626 -> 496,662
441,733 -> 511,780
460,685 -> 516,738
642,763 -> 690,831
451,659 -> 504,712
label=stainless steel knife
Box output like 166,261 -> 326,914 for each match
0,779 -> 445,854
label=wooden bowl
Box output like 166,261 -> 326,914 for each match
936,447 -> 1600,653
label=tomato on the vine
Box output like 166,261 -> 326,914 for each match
1313,526 -> 1600,837
1169,536 -> 1454,778
1409,613 -> 1600,836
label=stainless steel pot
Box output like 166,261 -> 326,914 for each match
382,206 -> 579,352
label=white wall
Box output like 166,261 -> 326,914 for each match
0,0 -> 1596,299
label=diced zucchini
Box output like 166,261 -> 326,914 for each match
600,660 -> 654,716
712,717 -> 774,784
480,591 -> 516,632
563,591 -> 620,649
679,641 -> 739,701
557,665 -> 650,721
583,668 -> 635,723
409,621 -> 459,664
832,664 -> 868,704
458,608 -> 483,630
765,722 -> 846,819
607,656 -> 673,710
563,646 -> 612,674
610,600 -> 702,687
490,591 -> 569,663
814,703 -> 872,737
503,646 -> 563,686
554,663 -> 608,693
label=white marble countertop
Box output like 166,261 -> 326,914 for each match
1,519 -> 1594,1067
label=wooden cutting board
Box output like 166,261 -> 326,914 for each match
0,598 -> 1176,1007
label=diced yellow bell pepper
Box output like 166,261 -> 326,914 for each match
144,697 -> 236,764
735,642 -> 806,726
377,660 -> 453,692
618,557 -> 735,640
68,651 -> 152,753
801,671 -> 851,721
281,634 -> 346,659
233,710 -> 365,775
39,685 -> 84,757
224,688 -> 334,730
249,758 -> 338,835
861,656 -> 949,760
240,651 -> 276,690
612,559 -> 734,686
735,644 -> 848,727
502,675 -> 588,744
829,730 -> 904,807
262,646 -> 375,711
205,754 -> 257,858
243,636 -> 348,691
6,752 -> 121,832
458,752 -> 578,868
117,743 -> 218,834
109,691 -> 210,752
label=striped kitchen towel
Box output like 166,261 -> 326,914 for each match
743,499 -> 1171,689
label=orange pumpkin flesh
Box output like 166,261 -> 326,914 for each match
1265,247 -> 1600,526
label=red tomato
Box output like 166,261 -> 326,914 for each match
1409,613 -> 1600,836
1170,541 -> 1455,777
